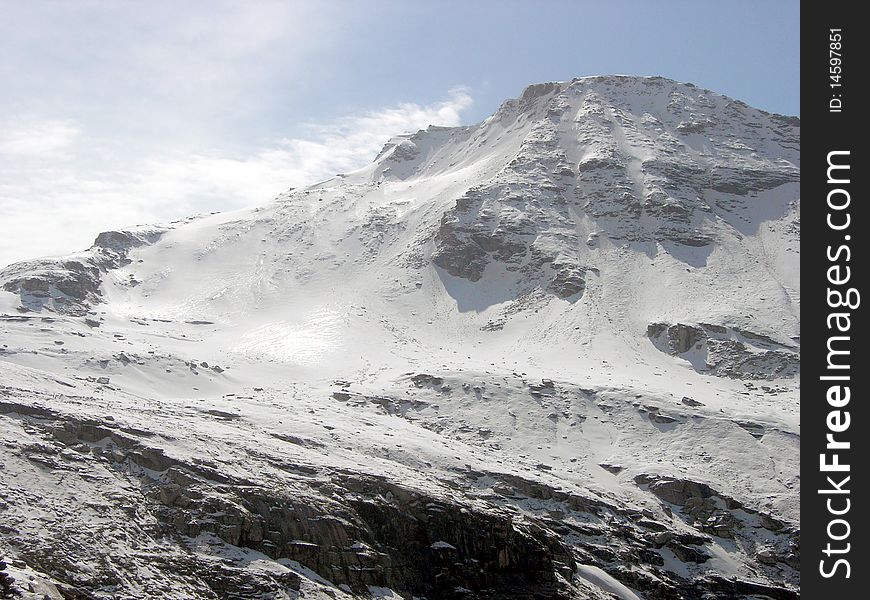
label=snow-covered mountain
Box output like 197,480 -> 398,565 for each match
0,76 -> 799,599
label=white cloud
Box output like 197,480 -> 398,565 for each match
0,89 -> 472,268
273,87 -> 473,183
0,121 -> 80,156
1,1 -> 343,147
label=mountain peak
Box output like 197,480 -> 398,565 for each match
0,76 -> 800,598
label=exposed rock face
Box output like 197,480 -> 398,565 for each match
431,202 -> 491,282
648,322 -> 800,379
432,76 -> 798,298
635,474 -> 799,573
0,398 -> 579,599
648,322 -> 705,354
0,259 -> 103,316
151,472 -> 575,598
0,226 -> 166,315
548,263 -> 587,298
0,76 -> 799,600
1,374 -> 800,600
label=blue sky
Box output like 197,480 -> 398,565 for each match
0,0 -> 799,266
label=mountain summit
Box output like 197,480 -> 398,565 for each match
0,76 -> 799,599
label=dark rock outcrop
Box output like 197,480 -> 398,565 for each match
648,322 -> 800,379
0,226 -> 167,316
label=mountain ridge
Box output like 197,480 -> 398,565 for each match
0,75 -> 799,599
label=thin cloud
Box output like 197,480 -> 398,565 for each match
0,121 -> 80,156
0,89 -> 473,268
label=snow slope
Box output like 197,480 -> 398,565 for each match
0,76 -> 799,599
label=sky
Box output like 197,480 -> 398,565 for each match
0,0 -> 800,268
